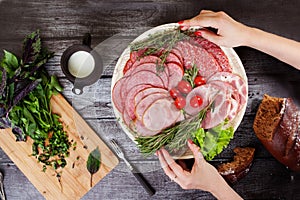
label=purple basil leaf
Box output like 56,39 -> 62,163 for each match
22,31 -> 41,65
12,126 -> 26,141
12,79 -> 40,108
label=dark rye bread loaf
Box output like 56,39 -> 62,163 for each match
253,94 -> 300,172
218,147 -> 255,184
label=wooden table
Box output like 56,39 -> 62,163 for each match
1,0 -> 300,199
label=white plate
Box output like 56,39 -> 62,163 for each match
111,23 -> 248,158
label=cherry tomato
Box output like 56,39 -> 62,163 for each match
177,80 -> 192,94
174,96 -> 186,110
190,95 -> 203,108
169,88 -> 181,99
194,76 -> 206,87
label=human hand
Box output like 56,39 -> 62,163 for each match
179,10 -> 251,47
157,139 -> 223,191
157,140 -> 242,199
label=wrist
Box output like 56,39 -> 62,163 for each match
239,25 -> 257,47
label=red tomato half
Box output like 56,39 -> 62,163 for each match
190,95 -> 203,108
177,80 -> 192,94
169,88 -> 181,99
174,96 -> 186,110
194,76 -> 206,87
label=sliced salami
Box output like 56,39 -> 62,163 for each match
194,37 -> 232,72
130,55 -> 163,69
166,52 -> 183,67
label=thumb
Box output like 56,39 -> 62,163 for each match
187,139 -> 204,166
197,29 -> 223,46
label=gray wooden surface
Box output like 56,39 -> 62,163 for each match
1,0 -> 300,199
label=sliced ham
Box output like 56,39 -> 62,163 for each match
207,72 -> 247,111
124,84 -> 152,119
166,62 -> 184,89
123,70 -> 165,94
184,84 -> 220,116
209,80 -> 240,120
135,93 -> 168,120
143,98 -> 181,132
202,90 -> 231,129
124,62 -> 169,88
135,87 -> 168,106
132,120 -> 160,136
112,77 -> 127,112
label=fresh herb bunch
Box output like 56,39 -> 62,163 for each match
135,105 -> 209,157
0,30 -> 72,172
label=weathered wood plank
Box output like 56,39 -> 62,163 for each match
1,158 -> 299,200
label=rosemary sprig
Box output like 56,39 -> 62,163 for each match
135,103 -> 210,157
130,28 -> 189,73
183,64 -> 199,88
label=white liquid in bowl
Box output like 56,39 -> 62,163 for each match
68,51 -> 95,78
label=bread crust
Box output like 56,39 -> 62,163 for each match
253,94 -> 300,172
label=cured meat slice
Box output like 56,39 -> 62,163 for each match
166,62 -> 184,89
207,72 -> 247,111
209,80 -> 240,120
123,108 -> 133,126
184,84 -> 220,116
143,98 -> 181,132
130,55 -> 163,69
130,48 -> 148,63
123,59 -> 133,74
175,40 -> 220,78
192,44 -> 221,78
194,37 -> 232,72
124,84 -> 152,120
166,52 -> 183,66
202,89 -> 232,129
135,93 -> 168,120
124,62 -> 169,88
132,120 -> 160,136
112,77 -> 127,112
135,87 -> 168,106
170,47 -> 184,64
123,70 -> 165,94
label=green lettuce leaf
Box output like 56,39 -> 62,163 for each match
192,120 -> 234,160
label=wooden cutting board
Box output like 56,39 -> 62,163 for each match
0,94 -> 119,200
